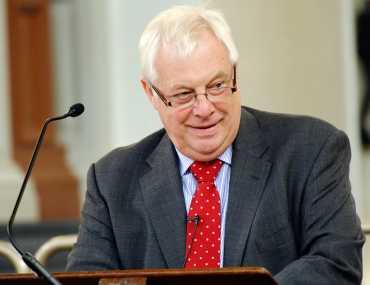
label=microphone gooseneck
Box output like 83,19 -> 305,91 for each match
7,103 -> 85,285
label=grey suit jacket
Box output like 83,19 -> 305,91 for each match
67,107 -> 364,284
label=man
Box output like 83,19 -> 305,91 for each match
67,5 -> 364,284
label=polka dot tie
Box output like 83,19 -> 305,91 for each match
185,159 -> 223,268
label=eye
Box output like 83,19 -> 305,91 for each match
171,91 -> 195,103
214,82 -> 225,88
207,81 -> 227,95
209,81 -> 226,90
178,90 -> 193,95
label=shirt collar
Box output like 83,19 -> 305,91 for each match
175,145 -> 233,176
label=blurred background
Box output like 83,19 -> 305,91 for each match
0,0 -> 369,282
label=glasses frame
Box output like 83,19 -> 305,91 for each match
151,65 -> 237,108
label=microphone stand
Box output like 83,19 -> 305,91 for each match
7,103 -> 84,285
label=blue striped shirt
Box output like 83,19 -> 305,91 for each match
175,146 -> 232,266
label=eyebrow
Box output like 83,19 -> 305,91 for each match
170,70 -> 229,91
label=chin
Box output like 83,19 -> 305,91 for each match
192,142 -> 223,157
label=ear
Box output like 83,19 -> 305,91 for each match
141,79 -> 157,107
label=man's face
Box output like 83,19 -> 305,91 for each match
142,31 -> 241,161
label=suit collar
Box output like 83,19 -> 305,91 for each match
234,107 -> 269,158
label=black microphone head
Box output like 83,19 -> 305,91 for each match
68,103 -> 85,117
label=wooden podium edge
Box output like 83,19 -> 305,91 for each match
62,266 -> 272,278
0,267 -> 278,284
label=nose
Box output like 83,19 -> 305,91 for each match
192,94 -> 215,117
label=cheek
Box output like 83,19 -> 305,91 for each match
152,96 -> 164,111
217,98 -> 241,129
173,107 -> 192,123
216,100 -> 235,118
162,108 -> 190,131
227,95 -> 241,116
229,99 -> 241,129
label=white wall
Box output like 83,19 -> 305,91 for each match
208,1 -> 347,128
208,0 -> 366,217
49,0 -> 369,219
51,0 -> 201,199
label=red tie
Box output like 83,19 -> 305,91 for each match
185,160 -> 223,268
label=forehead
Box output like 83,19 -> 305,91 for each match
154,31 -> 232,89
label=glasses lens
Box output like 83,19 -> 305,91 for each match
172,98 -> 195,109
209,87 -> 233,100
208,86 -> 228,96
172,93 -> 195,105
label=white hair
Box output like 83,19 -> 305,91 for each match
139,5 -> 239,82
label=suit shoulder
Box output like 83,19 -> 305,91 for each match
244,106 -> 346,143
94,128 -> 166,173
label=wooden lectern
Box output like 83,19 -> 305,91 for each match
0,267 -> 277,285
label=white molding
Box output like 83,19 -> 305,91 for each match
0,160 -> 38,222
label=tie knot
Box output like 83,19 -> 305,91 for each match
190,160 -> 223,183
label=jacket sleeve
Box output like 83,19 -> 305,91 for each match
274,130 -> 365,285
66,163 -> 121,271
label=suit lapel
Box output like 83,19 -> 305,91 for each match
139,135 -> 186,268
224,108 -> 272,266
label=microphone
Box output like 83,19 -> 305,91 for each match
183,215 -> 201,267
7,103 -> 85,285
185,215 -> 200,224
66,103 -> 84,117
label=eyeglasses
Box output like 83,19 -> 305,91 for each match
151,66 -> 237,109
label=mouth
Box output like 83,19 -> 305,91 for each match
188,120 -> 221,136
193,123 -> 217,129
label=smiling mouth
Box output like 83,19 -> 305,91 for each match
194,123 -> 217,129
188,120 -> 222,136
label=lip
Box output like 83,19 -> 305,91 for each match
194,123 -> 217,129
188,121 -> 220,137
